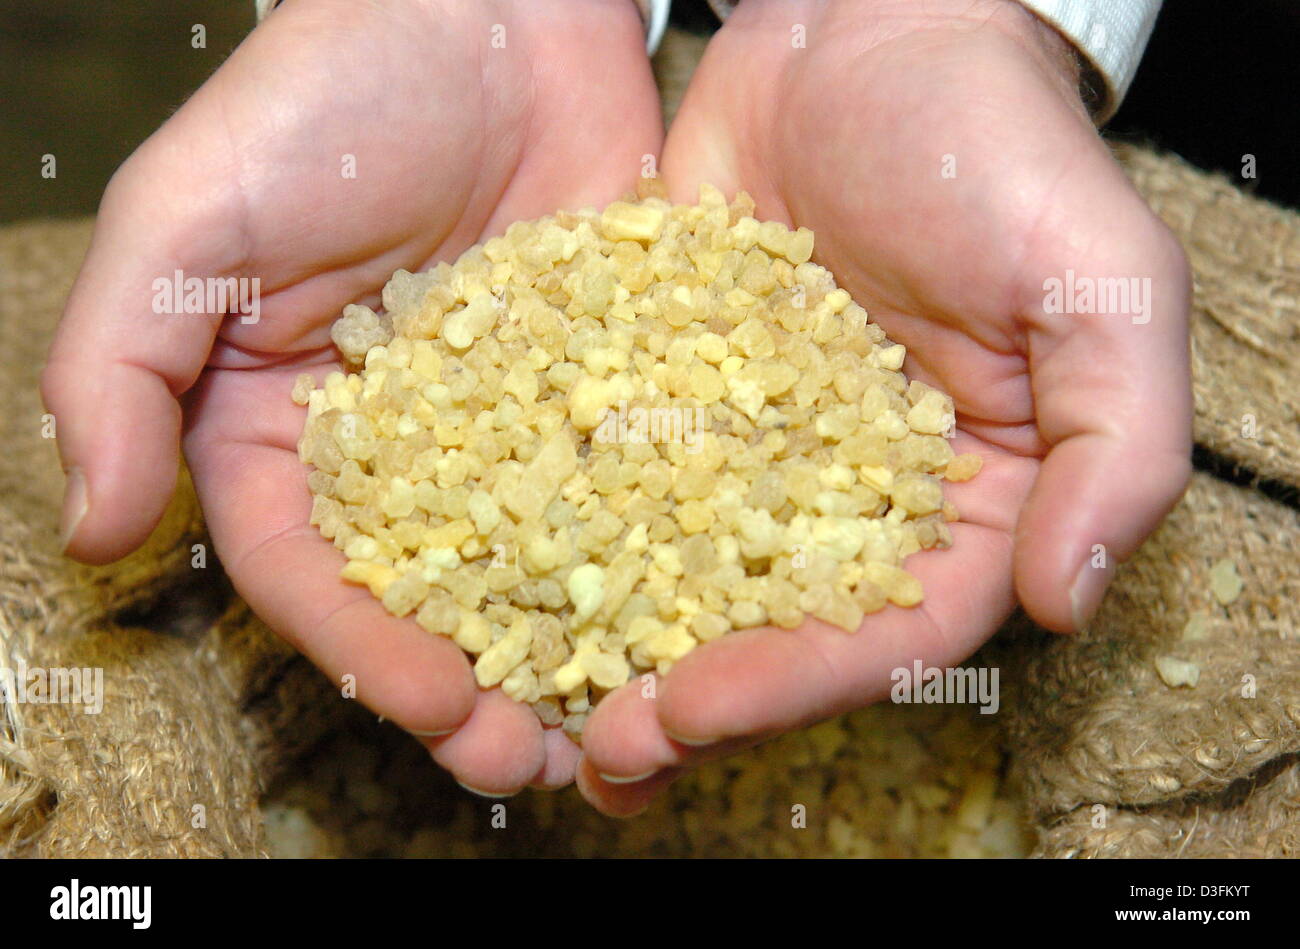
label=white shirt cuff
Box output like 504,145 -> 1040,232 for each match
1017,0 -> 1163,121
705,0 -> 1162,123
643,0 -> 671,55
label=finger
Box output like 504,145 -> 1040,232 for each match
655,443 -> 1024,744
579,736 -> 776,817
183,366 -> 478,738
578,679 -> 768,816
582,558 -> 1018,798
528,727 -> 583,791
578,672 -> 778,776
575,757 -> 683,818
579,442 -> 1028,787
41,163 -> 228,562
1014,213 -> 1193,633
578,675 -> 680,783
39,0 -> 493,563
426,689 -> 546,797
650,524 -> 1013,745
892,330 -> 1048,459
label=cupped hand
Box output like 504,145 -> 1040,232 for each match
577,0 -> 1191,815
42,0 -> 663,796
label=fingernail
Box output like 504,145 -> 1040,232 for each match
665,730 -> 718,747
1069,554 -> 1115,632
456,781 -> 513,799
59,467 -> 88,553
598,769 -> 658,785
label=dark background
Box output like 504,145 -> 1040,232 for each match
1,0 -> 1296,224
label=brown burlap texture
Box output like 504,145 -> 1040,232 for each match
0,89 -> 1296,855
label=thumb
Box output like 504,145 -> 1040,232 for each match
40,155 -> 233,564
1013,212 -> 1194,633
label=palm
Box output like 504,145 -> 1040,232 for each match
576,0 -> 1191,813
49,0 -> 662,793
174,0 -> 659,361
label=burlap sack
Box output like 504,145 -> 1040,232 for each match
1,29 -> 1294,857
993,146 -> 1300,858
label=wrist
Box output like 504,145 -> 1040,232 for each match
860,0 -> 1082,81
261,0 -> 654,54
728,0 -> 1087,112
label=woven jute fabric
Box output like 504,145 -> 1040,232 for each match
1119,145 -> 1300,487
993,472 -> 1300,857
1,27 -> 1296,856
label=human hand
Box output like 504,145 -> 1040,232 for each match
42,0 -> 663,796
576,0 -> 1191,815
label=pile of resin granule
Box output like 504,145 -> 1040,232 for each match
263,699 -> 1030,859
294,185 -> 980,736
